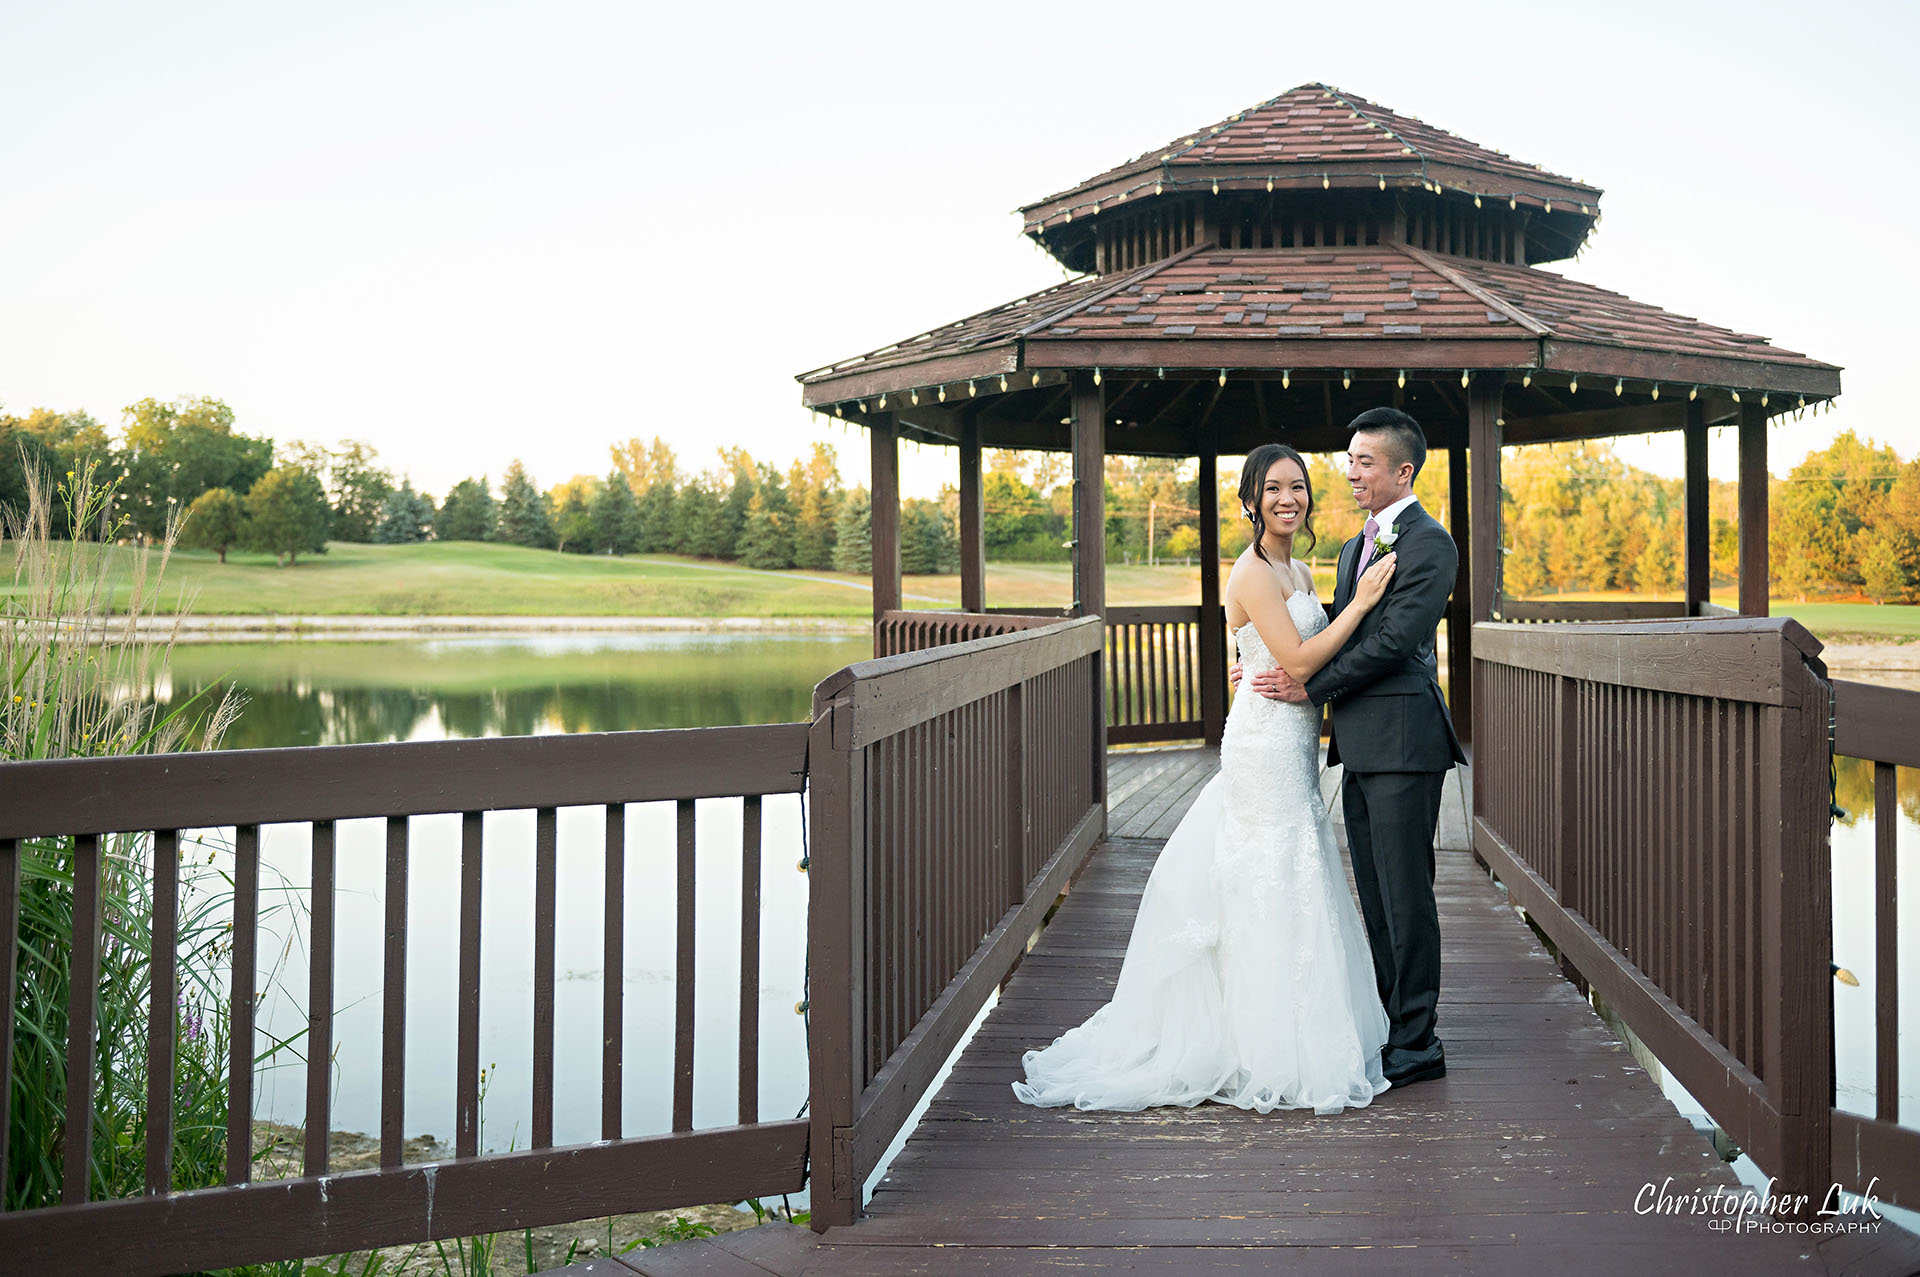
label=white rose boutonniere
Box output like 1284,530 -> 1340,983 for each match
1370,526 -> 1400,558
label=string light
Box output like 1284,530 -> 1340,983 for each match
1342,370 -> 1353,389
1651,384 -> 1660,401
967,380 -> 977,397
1509,195 -> 1518,210
1521,372 -> 1532,387
910,389 -> 919,405
938,385 -> 947,402
1212,178 -> 1220,194
1397,370 -> 1407,389
1155,181 -> 1163,195
1797,395 -> 1806,410
878,394 -> 887,409
1281,369 -> 1291,389
1156,366 -> 1165,379
1065,209 -> 1072,222
1568,378 -> 1578,394
1474,194 -> 1482,208
999,374 -> 1008,392
1379,176 -> 1387,191
1731,390 -> 1741,403
1614,379 -> 1624,397
1461,369 -> 1470,388
1031,372 -> 1041,387
1218,368 -> 1228,387
1093,367 -> 1102,386
859,400 -> 868,412
1760,392 -> 1769,407
1689,385 -> 1699,400
1544,201 -> 1553,213
1322,174 -> 1331,189
1267,176 -> 1274,192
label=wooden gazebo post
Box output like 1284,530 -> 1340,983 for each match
870,412 -> 901,629
1070,372 -> 1106,619
1684,401 -> 1711,615
1738,402 -> 1770,617
958,411 -> 985,613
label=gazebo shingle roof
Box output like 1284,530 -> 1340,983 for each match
798,243 -> 1835,405
1022,83 -> 1602,232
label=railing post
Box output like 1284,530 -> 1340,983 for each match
1759,648 -> 1833,1216
1196,444 -> 1226,747
1006,681 -> 1027,905
1554,674 -> 1588,994
806,696 -> 865,1230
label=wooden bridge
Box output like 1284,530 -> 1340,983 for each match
2,609 -> 1917,1274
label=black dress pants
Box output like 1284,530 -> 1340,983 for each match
1340,768 -> 1447,1055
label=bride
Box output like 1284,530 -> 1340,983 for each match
1013,443 -> 1398,1115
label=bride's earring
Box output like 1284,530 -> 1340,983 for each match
1243,507 -> 1257,524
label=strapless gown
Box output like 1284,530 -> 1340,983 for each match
1013,589 -> 1391,1114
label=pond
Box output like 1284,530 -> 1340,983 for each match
159,632 -> 869,1160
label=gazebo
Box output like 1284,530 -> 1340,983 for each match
796,82 -> 1841,745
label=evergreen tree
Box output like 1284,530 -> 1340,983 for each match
588,467 -> 639,554
636,479 -> 679,553
676,480 -> 724,557
737,472 -> 795,570
374,480 -> 434,544
708,449 -> 756,560
245,465 -> 330,566
438,476 -> 497,541
900,498 -> 957,575
181,487 -> 247,563
832,486 -> 872,573
498,460 -> 556,548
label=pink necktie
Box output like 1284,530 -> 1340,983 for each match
1355,516 -> 1380,579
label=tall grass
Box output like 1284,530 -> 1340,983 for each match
3,457 -> 250,1209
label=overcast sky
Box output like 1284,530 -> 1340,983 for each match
1,0 -> 1910,500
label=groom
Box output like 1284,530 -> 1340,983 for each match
1253,408 -> 1465,1086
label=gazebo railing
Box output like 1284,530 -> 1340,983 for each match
806,617 -> 1106,1229
0,727 -> 812,1275
881,606 -> 1225,745
1470,616 -> 1920,1215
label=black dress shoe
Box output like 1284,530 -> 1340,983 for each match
1383,1044 -> 1446,1086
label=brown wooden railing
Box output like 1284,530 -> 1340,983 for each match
0,728 -> 812,1274
1830,679 -> 1920,1210
883,607 -> 1225,745
1500,599 -> 1738,622
874,609 -> 1056,657
1472,617 -> 1918,1215
806,617 -> 1106,1228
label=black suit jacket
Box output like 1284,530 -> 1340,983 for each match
1306,501 -> 1466,773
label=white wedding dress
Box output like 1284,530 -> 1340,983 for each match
1013,589 -> 1391,1115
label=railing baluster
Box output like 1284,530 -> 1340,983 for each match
64,833 -> 103,1204
0,838 -> 19,1197
603,804 -> 625,1141
456,812 -> 483,1158
673,799 -> 696,1132
381,817 -> 409,1168
305,821 -> 335,1177
739,795 -> 761,1126
226,825 -> 259,1185
146,829 -> 179,1196
1874,761 -> 1899,1123
532,806 -> 557,1150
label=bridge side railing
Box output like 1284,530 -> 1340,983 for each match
1830,679 -> 1920,1210
1472,618 -> 1836,1209
0,726 -> 812,1275
807,616 -> 1106,1228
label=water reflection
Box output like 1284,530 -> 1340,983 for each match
161,632 -> 873,749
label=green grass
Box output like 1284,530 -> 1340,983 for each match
7,539 -> 1916,640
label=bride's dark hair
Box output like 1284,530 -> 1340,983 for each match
1237,443 -> 1316,565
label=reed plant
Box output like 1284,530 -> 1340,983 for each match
3,457 -> 251,1209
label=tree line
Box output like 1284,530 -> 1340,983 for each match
4,397 -> 1916,599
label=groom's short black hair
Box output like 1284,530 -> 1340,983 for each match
1347,407 -> 1427,479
